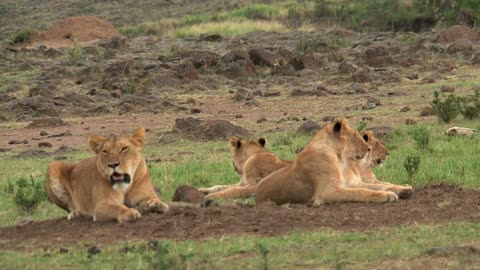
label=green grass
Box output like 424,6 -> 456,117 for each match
0,223 -> 478,269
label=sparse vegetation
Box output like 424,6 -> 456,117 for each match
430,91 -> 464,123
66,42 -> 85,65
404,155 -> 420,185
11,28 -> 33,44
410,126 -> 431,151
461,90 -> 480,120
4,176 -> 48,214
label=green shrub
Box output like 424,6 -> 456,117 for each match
461,90 -> 480,120
409,126 -> 430,150
430,90 -> 463,123
256,242 -> 270,270
4,176 -> 48,214
67,42 -> 85,65
404,155 -> 420,185
11,28 -> 33,44
144,241 -> 192,270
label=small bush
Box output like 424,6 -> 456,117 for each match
461,90 -> 480,120
356,121 -> 368,132
404,155 -> 420,185
144,240 -> 192,270
67,42 -> 85,65
11,28 -> 33,44
409,126 -> 430,150
256,242 -> 270,270
4,176 -> 48,214
430,90 -> 463,123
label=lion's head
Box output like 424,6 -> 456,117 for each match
89,127 -> 146,191
362,131 -> 389,167
229,137 -> 267,175
327,118 -> 370,160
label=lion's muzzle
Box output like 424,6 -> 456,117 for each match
110,172 -> 131,186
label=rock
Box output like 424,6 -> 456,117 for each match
420,107 -> 434,117
472,53 -> 480,65
54,145 -> 78,155
446,39 -> 474,54
338,60 -> 359,73
190,108 -> 201,114
405,119 -> 417,125
172,185 -> 205,203
365,45 -> 394,67
271,63 -> 296,76
174,62 -> 199,81
221,50 -> 250,63
288,55 -> 317,71
445,127 -> 476,137
421,77 -> 435,84
352,70 -> 371,83
263,91 -> 281,97
199,33 -> 223,42
440,85 -> 455,93
217,59 -> 256,79
367,96 -> 381,106
249,48 -> 278,67
296,120 -> 320,134
111,90 -> 122,98
87,246 -> 101,257
256,117 -> 267,124
40,131 -> 48,136
26,117 -> 67,128
233,88 -> 253,101
400,106 -> 411,112
171,117 -> 250,141
366,126 -> 395,139
437,25 -> 480,44
38,142 -> 53,148
15,149 -> 50,158
407,73 -> 419,80
8,140 -> 28,145
191,51 -> 219,69
350,83 -> 366,94
121,103 -> 135,112
298,69 -> 315,77
322,116 -> 335,122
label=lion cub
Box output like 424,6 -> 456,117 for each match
199,137 -> 292,199
255,119 -> 398,206
46,127 -> 169,223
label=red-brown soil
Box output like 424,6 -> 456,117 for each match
30,16 -> 120,48
1,184 -> 479,251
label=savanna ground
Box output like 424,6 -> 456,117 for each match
1,0 -> 480,269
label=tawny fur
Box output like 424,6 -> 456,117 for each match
46,128 -> 169,223
255,119 -> 399,206
343,131 -> 413,196
198,137 -> 292,199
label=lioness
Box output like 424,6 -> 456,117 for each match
344,131 -> 413,197
46,127 -> 169,222
255,119 -> 398,206
199,137 -> 292,199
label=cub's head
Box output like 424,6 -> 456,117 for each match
361,131 -> 389,167
89,127 -> 145,190
328,118 -> 370,160
229,137 -> 267,175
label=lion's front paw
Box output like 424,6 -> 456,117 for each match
118,208 -> 141,223
398,186 -> 413,199
67,210 -> 81,220
384,191 -> 398,202
143,199 -> 169,213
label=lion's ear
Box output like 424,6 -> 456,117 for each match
229,137 -> 241,148
333,118 -> 347,135
362,132 -> 369,142
258,137 -> 266,147
89,134 -> 105,154
130,127 -> 146,149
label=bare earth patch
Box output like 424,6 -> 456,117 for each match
0,184 -> 479,251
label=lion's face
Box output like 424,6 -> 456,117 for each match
331,119 -> 370,160
362,131 -> 389,167
230,137 -> 266,175
89,128 -> 145,191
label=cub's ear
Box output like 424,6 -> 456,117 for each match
130,127 -> 146,149
362,132 -> 369,142
258,137 -> 266,147
89,134 -> 105,154
229,137 -> 241,148
333,118 -> 347,134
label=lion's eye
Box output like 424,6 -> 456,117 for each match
121,146 -> 129,153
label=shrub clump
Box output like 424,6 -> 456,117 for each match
4,176 -> 48,214
430,90 -> 463,123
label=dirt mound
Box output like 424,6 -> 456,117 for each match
171,117 -> 251,141
437,25 -> 480,45
0,184 -> 479,250
31,16 -> 120,48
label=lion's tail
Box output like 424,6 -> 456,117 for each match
207,185 -> 256,199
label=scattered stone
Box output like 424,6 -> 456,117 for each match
174,62 -> 199,81
199,33 -> 223,42
26,117 -> 67,128
437,25 -> 480,45
172,185 -> 205,204
400,106 -> 411,112
352,70 -> 371,83
15,149 -> 50,159
171,117 -> 250,141
407,73 -> 419,80
48,131 -> 72,138
405,119 -> 417,125
59,248 -> 69,254
322,116 -> 335,122
40,131 -> 48,136
338,60 -> 359,73
54,145 -> 78,155
8,140 -> 28,145
421,77 -> 436,84
350,83 -> 366,94
472,53 -> 480,65
420,107 -> 434,117
38,142 -> 53,148
87,246 -> 101,257
263,91 -> 281,97
233,88 -> 253,101
366,96 -> 381,107
249,48 -> 278,67
362,116 -> 373,121
257,117 -> 267,124
235,114 -> 243,118
111,90 -> 122,98
296,120 -> 320,134
16,216 -> 33,227
366,126 -> 395,139
365,45 -> 393,67
121,103 -> 135,112
445,127 -> 476,137
440,85 -> 455,93
190,108 -> 201,114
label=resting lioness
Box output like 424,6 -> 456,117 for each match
255,119 -> 398,206
46,128 -> 169,222
198,137 -> 292,199
344,131 -> 413,198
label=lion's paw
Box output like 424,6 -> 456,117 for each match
144,199 -> 169,213
385,191 -> 398,202
67,210 -> 81,220
118,208 -> 141,223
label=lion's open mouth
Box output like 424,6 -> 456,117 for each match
110,172 -> 131,186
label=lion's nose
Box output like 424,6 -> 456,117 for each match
108,162 -> 120,168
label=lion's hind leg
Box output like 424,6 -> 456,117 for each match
205,185 -> 256,200
198,183 -> 241,194
46,161 -> 77,219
